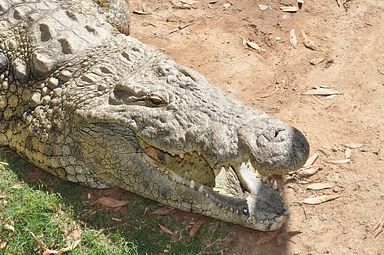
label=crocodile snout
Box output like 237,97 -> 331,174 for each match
238,118 -> 309,176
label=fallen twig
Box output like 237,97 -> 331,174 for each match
30,232 -> 47,251
373,212 -> 384,237
259,84 -> 279,98
30,231 -> 81,255
169,22 -> 194,34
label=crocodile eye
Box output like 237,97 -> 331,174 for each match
148,95 -> 166,106
242,207 -> 249,217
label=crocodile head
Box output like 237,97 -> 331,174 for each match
1,0 -> 306,231
71,46 -> 309,231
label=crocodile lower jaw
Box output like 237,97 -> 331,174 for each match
138,139 -> 288,230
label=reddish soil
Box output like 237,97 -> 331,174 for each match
128,0 -> 384,253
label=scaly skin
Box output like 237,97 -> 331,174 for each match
0,0 -> 309,231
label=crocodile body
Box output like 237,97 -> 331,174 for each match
0,0 -> 309,231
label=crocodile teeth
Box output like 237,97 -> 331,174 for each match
261,176 -> 268,183
234,162 -> 263,194
272,180 -> 278,190
274,215 -> 285,223
189,180 -> 196,189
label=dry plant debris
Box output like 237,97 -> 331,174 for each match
297,167 -> 320,177
0,240 -> 7,250
95,196 -> 129,208
289,29 -> 298,48
301,31 -> 320,51
303,195 -> 342,205
243,40 -> 264,52
151,206 -> 176,215
30,226 -> 82,255
309,56 -> 325,65
306,182 -> 334,190
372,212 -> 384,237
327,159 -> 350,164
302,86 -> 341,96
303,153 -> 319,167
293,153 -> 321,177
344,148 -> 352,159
189,218 -> 204,237
258,4 -> 270,11
276,231 -> 302,246
223,3 -> 231,9
169,22 -> 194,34
280,6 -> 299,12
158,224 -> 175,235
343,143 -> 363,149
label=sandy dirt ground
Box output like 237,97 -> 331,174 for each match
127,0 -> 384,253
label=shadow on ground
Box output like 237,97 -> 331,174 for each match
3,146 -> 290,255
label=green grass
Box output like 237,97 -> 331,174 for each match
0,148 -> 233,254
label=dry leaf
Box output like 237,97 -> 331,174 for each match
258,4 -> 269,11
276,231 -> 302,246
344,143 -> 363,149
306,182 -> 334,190
245,41 -> 261,51
11,184 -> 22,189
280,6 -> 299,12
180,0 -> 198,5
327,159 -> 350,164
96,197 -> 129,208
151,207 -> 176,215
289,29 -> 298,48
302,87 -> 340,96
297,167 -> 320,177
303,153 -> 319,167
132,10 -> 149,15
0,241 -> 7,250
42,251 -> 56,255
255,231 -> 279,245
4,224 -> 15,233
303,195 -> 341,205
223,3 -> 231,8
159,224 -> 175,235
309,56 -> 325,65
65,226 -> 82,242
301,31 -> 320,51
345,148 -> 352,159
189,218 -> 204,237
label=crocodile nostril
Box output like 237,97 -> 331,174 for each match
274,128 -> 285,138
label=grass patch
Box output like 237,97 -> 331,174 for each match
0,148 -> 233,254
0,159 -> 137,255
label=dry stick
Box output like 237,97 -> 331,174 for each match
169,22 -> 194,34
196,238 -> 221,255
30,232 -> 48,251
30,231 -> 79,255
373,212 -> 384,237
259,84 -> 279,98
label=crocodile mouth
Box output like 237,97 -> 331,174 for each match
139,139 -> 288,230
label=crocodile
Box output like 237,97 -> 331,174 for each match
0,0 -> 309,231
